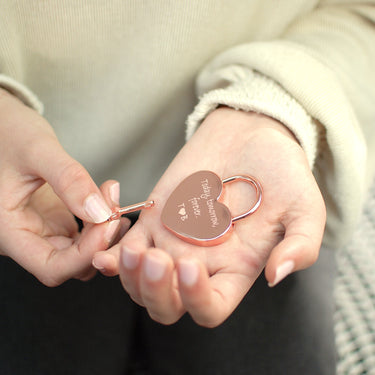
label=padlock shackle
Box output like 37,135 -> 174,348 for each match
221,175 -> 263,222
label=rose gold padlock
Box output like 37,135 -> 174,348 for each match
108,170 -> 262,247
161,170 -> 262,246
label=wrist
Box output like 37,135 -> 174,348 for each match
205,107 -> 300,144
0,87 -> 16,101
0,87 -> 28,113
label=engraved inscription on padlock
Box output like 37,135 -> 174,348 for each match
161,170 -> 262,246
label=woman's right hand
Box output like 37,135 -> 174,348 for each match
0,88 -> 120,286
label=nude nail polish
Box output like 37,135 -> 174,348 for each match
104,220 -> 119,244
179,260 -> 199,287
110,182 -> 120,206
268,260 -> 295,287
121,246 -> 140,270
144,254 -> 166,281
84,193 -> 112,223
92,257 -> 106,272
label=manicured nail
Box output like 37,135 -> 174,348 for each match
84,193 -> 112,223
144,254 -> 166,282
268,260 -> 295,287
92,257 -> 106,272
105,220 -> 119,244
121,246 -> 140,270
110,182 -> 120,206
179,260 -> 199,287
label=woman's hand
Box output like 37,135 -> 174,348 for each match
0,88 -> 125,286
101,107 -> 326,327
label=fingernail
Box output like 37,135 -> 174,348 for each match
84,193 -> 112,223
121,246 -> 140,270
144,254 -> 166,282
110,182 -> 120,206
92,257 -> 106,272
105,220 -> 119,244
268,260 -> 295,287
179,260 -> 199,287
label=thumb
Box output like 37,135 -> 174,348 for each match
265,212 -> 325,287
32,139 -> 112,223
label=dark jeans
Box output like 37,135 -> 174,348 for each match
0,248 -> 336,375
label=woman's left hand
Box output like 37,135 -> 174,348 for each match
95,107 -> 326,327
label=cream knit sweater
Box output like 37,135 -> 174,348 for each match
1,1 -> 374,249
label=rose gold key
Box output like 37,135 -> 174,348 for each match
107,200 -> 155,221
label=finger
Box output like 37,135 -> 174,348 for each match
28,140 -> 112,223
177,258 -> 252,328
6,220 -> 118,287
98,180 -> 131,245
117,222 -> 154,304
115,217 -> 132,242
265,211 -> 326,287
92,179 -> 130,277
92,218 -> 131,276
99,179 -> 120,207
76,267 -> 98,282
119,244 -> 146,306
27,183 -> 79,237
81,179 -> 124,277
92,223 -> 129,276
121,219 -> 154,250
93,250 -> 119,276
139,249 -> 184,324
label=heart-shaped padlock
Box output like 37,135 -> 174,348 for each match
106,170 -> 262,246
161,170 -> 262,246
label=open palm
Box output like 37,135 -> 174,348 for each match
110,108 -> 326,327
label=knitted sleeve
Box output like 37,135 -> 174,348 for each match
187,1 -> 375,248
0,5 -> 43,113
0,74 -> 43,113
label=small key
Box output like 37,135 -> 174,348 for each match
107,200 -> 155,221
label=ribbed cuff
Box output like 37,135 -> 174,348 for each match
186,70 -> 318,169
0,74 -> 43,114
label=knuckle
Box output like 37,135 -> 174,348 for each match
77,270 -> 97,282
26,133 -> 55,164
195,316 -> 223,329
294,234 -> 320,266
148,310 -> 179,325
141,289 -> 158,304
307,248 -> 320,266
57,161 -> 88,195
38,258 -> 66,287
120,279 -> 140,300
130,295 -> 145,307
37,273 -> 62,288
302,238 -> 320,265
123,285 -> 145,306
